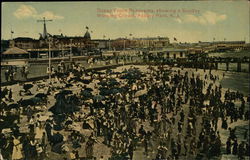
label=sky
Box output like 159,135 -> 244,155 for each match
1,1 -> 249,43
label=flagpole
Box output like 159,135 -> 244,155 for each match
70,39 -> 73,61
10,26 -> 12,40
10,28 -> 14,40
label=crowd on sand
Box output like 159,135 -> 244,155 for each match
0,61 -> 249,160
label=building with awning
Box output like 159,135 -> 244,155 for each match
149,48 -> 188,59
1,47 -> 30,59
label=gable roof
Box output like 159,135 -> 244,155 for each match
2,47 -> 29,55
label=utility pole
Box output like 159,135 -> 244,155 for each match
129,34 -> 133,49
59,43 -> 61,57
109,38 -> 111,51
123,37 -> 126,50
37,17 -> 53,39
70,39 -> 73,61
10,27 -> 14,40
48,37 -> 52,83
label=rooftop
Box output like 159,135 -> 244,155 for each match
14,37 -> 36,41
149,48 -> 188,53
84,31 -> 91,39
2,47 -> 29,55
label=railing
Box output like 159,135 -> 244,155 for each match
1,55 -> 249,86
0,55 -> 142,85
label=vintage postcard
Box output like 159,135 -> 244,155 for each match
1,1 -> 249,160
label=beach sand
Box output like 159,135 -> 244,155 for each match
1,64 -> 249,160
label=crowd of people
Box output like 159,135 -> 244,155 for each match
4,66 -> 29,82
0,61 -> 249,160
2,54 -> 139,84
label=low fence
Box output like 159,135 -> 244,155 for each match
1,56 -> 249,86
0,58 -> 141,86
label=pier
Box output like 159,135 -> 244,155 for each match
175,57 -> 250,73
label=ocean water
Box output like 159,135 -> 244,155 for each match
219,70 -> 249,160
209,51 -> 250,72
221,72 -> 250,96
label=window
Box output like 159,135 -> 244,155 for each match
173,54 -> 176,59
167,52 -> 170,58
180,52 -> 183,57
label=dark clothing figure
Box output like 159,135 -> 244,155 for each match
45,121 -> 53,141
5,70 -> 9,82
86,136 -> 95,159
128,143 -> 134,160
30,140 -> 38,159
238,142 -> 245,159
226,138 -> 231,154
139,125 -> 146,138
8,89 -> 13,101
221,119 -> 228,130
232,140 -> 238,155
5,138 -> 14,160
229,128 -> 236,140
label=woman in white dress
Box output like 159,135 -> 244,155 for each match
0,149 -> 4,160
12,136 -> 23,160
35,121 -> 44,141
